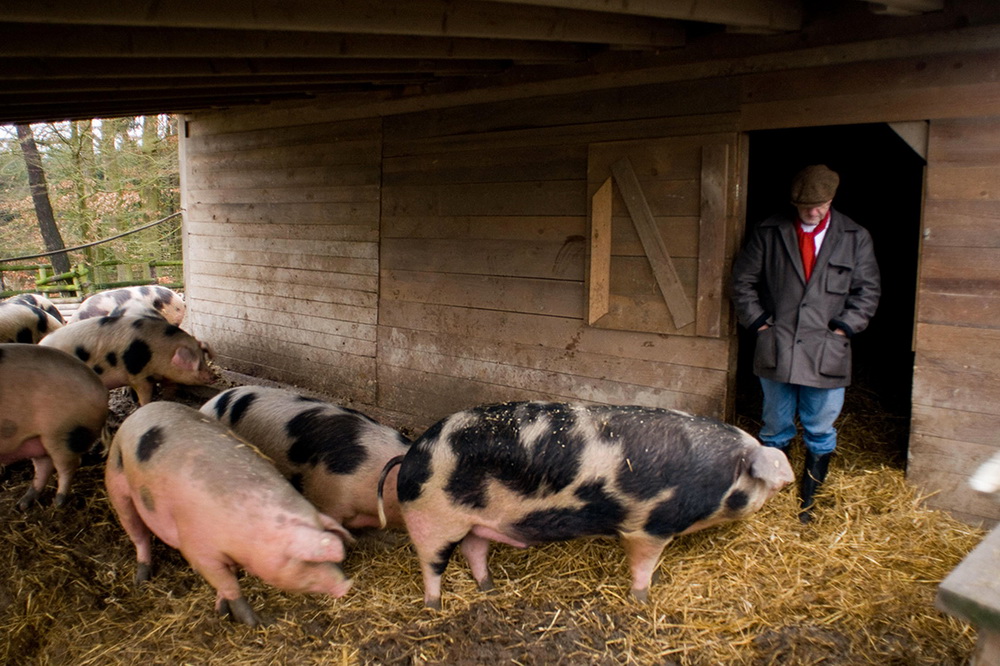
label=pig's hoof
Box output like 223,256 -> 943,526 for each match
15,488 -> 40,511
135,562 -> 152,584
424,597 -> 443,611
53,492 -> 70,508
630,587 -> 650,603
221,596 -> 264,627
477,575 -> 495,593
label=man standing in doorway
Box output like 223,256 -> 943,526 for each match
731,165 -> 881,523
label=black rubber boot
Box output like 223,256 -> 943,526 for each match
799,450 -> 832,524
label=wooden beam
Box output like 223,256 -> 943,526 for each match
588,177 -> 612,325
485,0 -> 802,32
0,22 -> 590,62
610,157 -> 695,330
0,0 -> 686,48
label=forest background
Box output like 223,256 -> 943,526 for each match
0,115 -> 181,295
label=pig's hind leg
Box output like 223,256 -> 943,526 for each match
104,474 -> 156,583
17,453 -> 53,510
188,557 -> 262,627
460,533 -> 494,592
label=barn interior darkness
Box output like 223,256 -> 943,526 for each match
735,124 -> 926,461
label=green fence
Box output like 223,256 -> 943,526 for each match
0,260 -> 183,300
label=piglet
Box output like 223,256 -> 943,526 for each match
379,401 -> 793,609
0,344 -> 108,508
39,314 -> 215,405
4,293 -> 66,324
200,386 -> 412,529
72,286 -> 186,326
0,301 -> 63,343
105,401 -> 354,626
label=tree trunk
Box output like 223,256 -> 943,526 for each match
16,124 -> 70,274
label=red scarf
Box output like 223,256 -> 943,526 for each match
796,211 -> 830,281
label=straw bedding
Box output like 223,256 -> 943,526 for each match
0,384 -> 984,665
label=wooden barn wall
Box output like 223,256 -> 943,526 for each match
377,79 -> 742,431
908,116 -> 1000,526
180,117 -> 383,405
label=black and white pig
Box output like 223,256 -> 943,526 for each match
0,343 -> 109,509
378,401 -> 793,609
105,401 -> 354,627
0,300 -> 63,343
39,314 -> 216,405
71,286 -> 185,326
4,293 -> 66,324
200,386 -> 412,530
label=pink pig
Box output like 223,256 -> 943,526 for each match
105,401 -> 354,626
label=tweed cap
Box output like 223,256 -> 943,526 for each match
790,164 -> 839,206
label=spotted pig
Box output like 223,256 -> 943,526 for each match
379,401 -> 793,609
71,286 -> 185,326
105,401 -> 354,627
3,293 -> 66,324
39,314 -> 215,405
0,300 -> 63,343
0,344 -> 108,509
200,386 -> 412,530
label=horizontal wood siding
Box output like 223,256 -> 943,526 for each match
379,81 -> 739,430
181,117 -> 382,404
909,117 -> 1000,525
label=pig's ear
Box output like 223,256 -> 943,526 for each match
171,345 -> 199,371
748,446 -> 794,488
318,513 -> 355,545
286,525 -> 349,563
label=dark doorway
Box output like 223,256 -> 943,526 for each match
736,123 -> 925,462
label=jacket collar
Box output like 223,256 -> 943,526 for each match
772,209 -> 845,286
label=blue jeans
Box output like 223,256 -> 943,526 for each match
758,377 -> 845,455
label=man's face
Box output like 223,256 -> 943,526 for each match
795,200 -> 832,225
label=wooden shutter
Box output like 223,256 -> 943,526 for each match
586,134 -> 738,338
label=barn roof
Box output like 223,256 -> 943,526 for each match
0,0 -> 963,125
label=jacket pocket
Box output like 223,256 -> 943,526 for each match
754,326 -> 778,371
826,263 -> 852,295
819,331 -> 851,377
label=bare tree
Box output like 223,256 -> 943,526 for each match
16,124 -> 70,274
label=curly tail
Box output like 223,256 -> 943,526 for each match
377,454 -> 406,528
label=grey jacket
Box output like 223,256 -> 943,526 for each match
730,209 -> 881,388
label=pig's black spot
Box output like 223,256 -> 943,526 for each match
139,486 -> 155,512
285,408 -> 368,475
0,348 -> 5,362
27,305 -> 50,333
123,339 -> 152,375
16,327 -> 33,343
228,392 -> 258,426
105,352 -> 118,367
443,402 -> 583,509
152,298 -> 165,311
74,346 -> 91,362
112,290 -> 132,306
114,448 -> 123,470
513,481 -> 625,542
98,315 -> 118,326
644,486 -> 723,538
602,406 -> 746,502
295,395 -> 324,404
211,390 -> 234,418
139,286 -> 151,296
289,473 -> 305,494
92,364 -> 104,375
162,325 -> 181,337
136,426 -> 165,462
397,446 -> 434,503
66,426 -> 95,454
432,541 -> 460,576
725,490 -> 749,512
130,318 -> 145,330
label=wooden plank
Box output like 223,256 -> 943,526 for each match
382,215 -> 584,241
588,177 -> 612,325
917,291 -> 1000,329
380,324 -> 727,399
610,157 -> 694,329
937,523 -> 1000,630
912,365 -> 1000,415
187,201 -> 380,228
191,260 -> 378,294
922,200 -> 1000,248
383,144 -> 586,185
697,142 -> 728,338
382,181 -> 587,216
189,234 -> 377,260
187,272 -> 376,309
191,296 -> 378,336
928,116 -> 1000,164
189,164 -> 381,191
380,269 -> 584,319
187,220 -> 378,243
186,244 -> 377,276
188,184 -> 380,205
908,456 -> 1000,524
186,137 -> 381,171
381,237 -> 585,280
378,300 -> 731,370
909,433 -> 1000,477
914,324 -> 1000,373
927,165 -> 1000,201
186,117 -> 381,154
912,404 -> 1000,446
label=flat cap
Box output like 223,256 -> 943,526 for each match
790,165 -> 839,206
